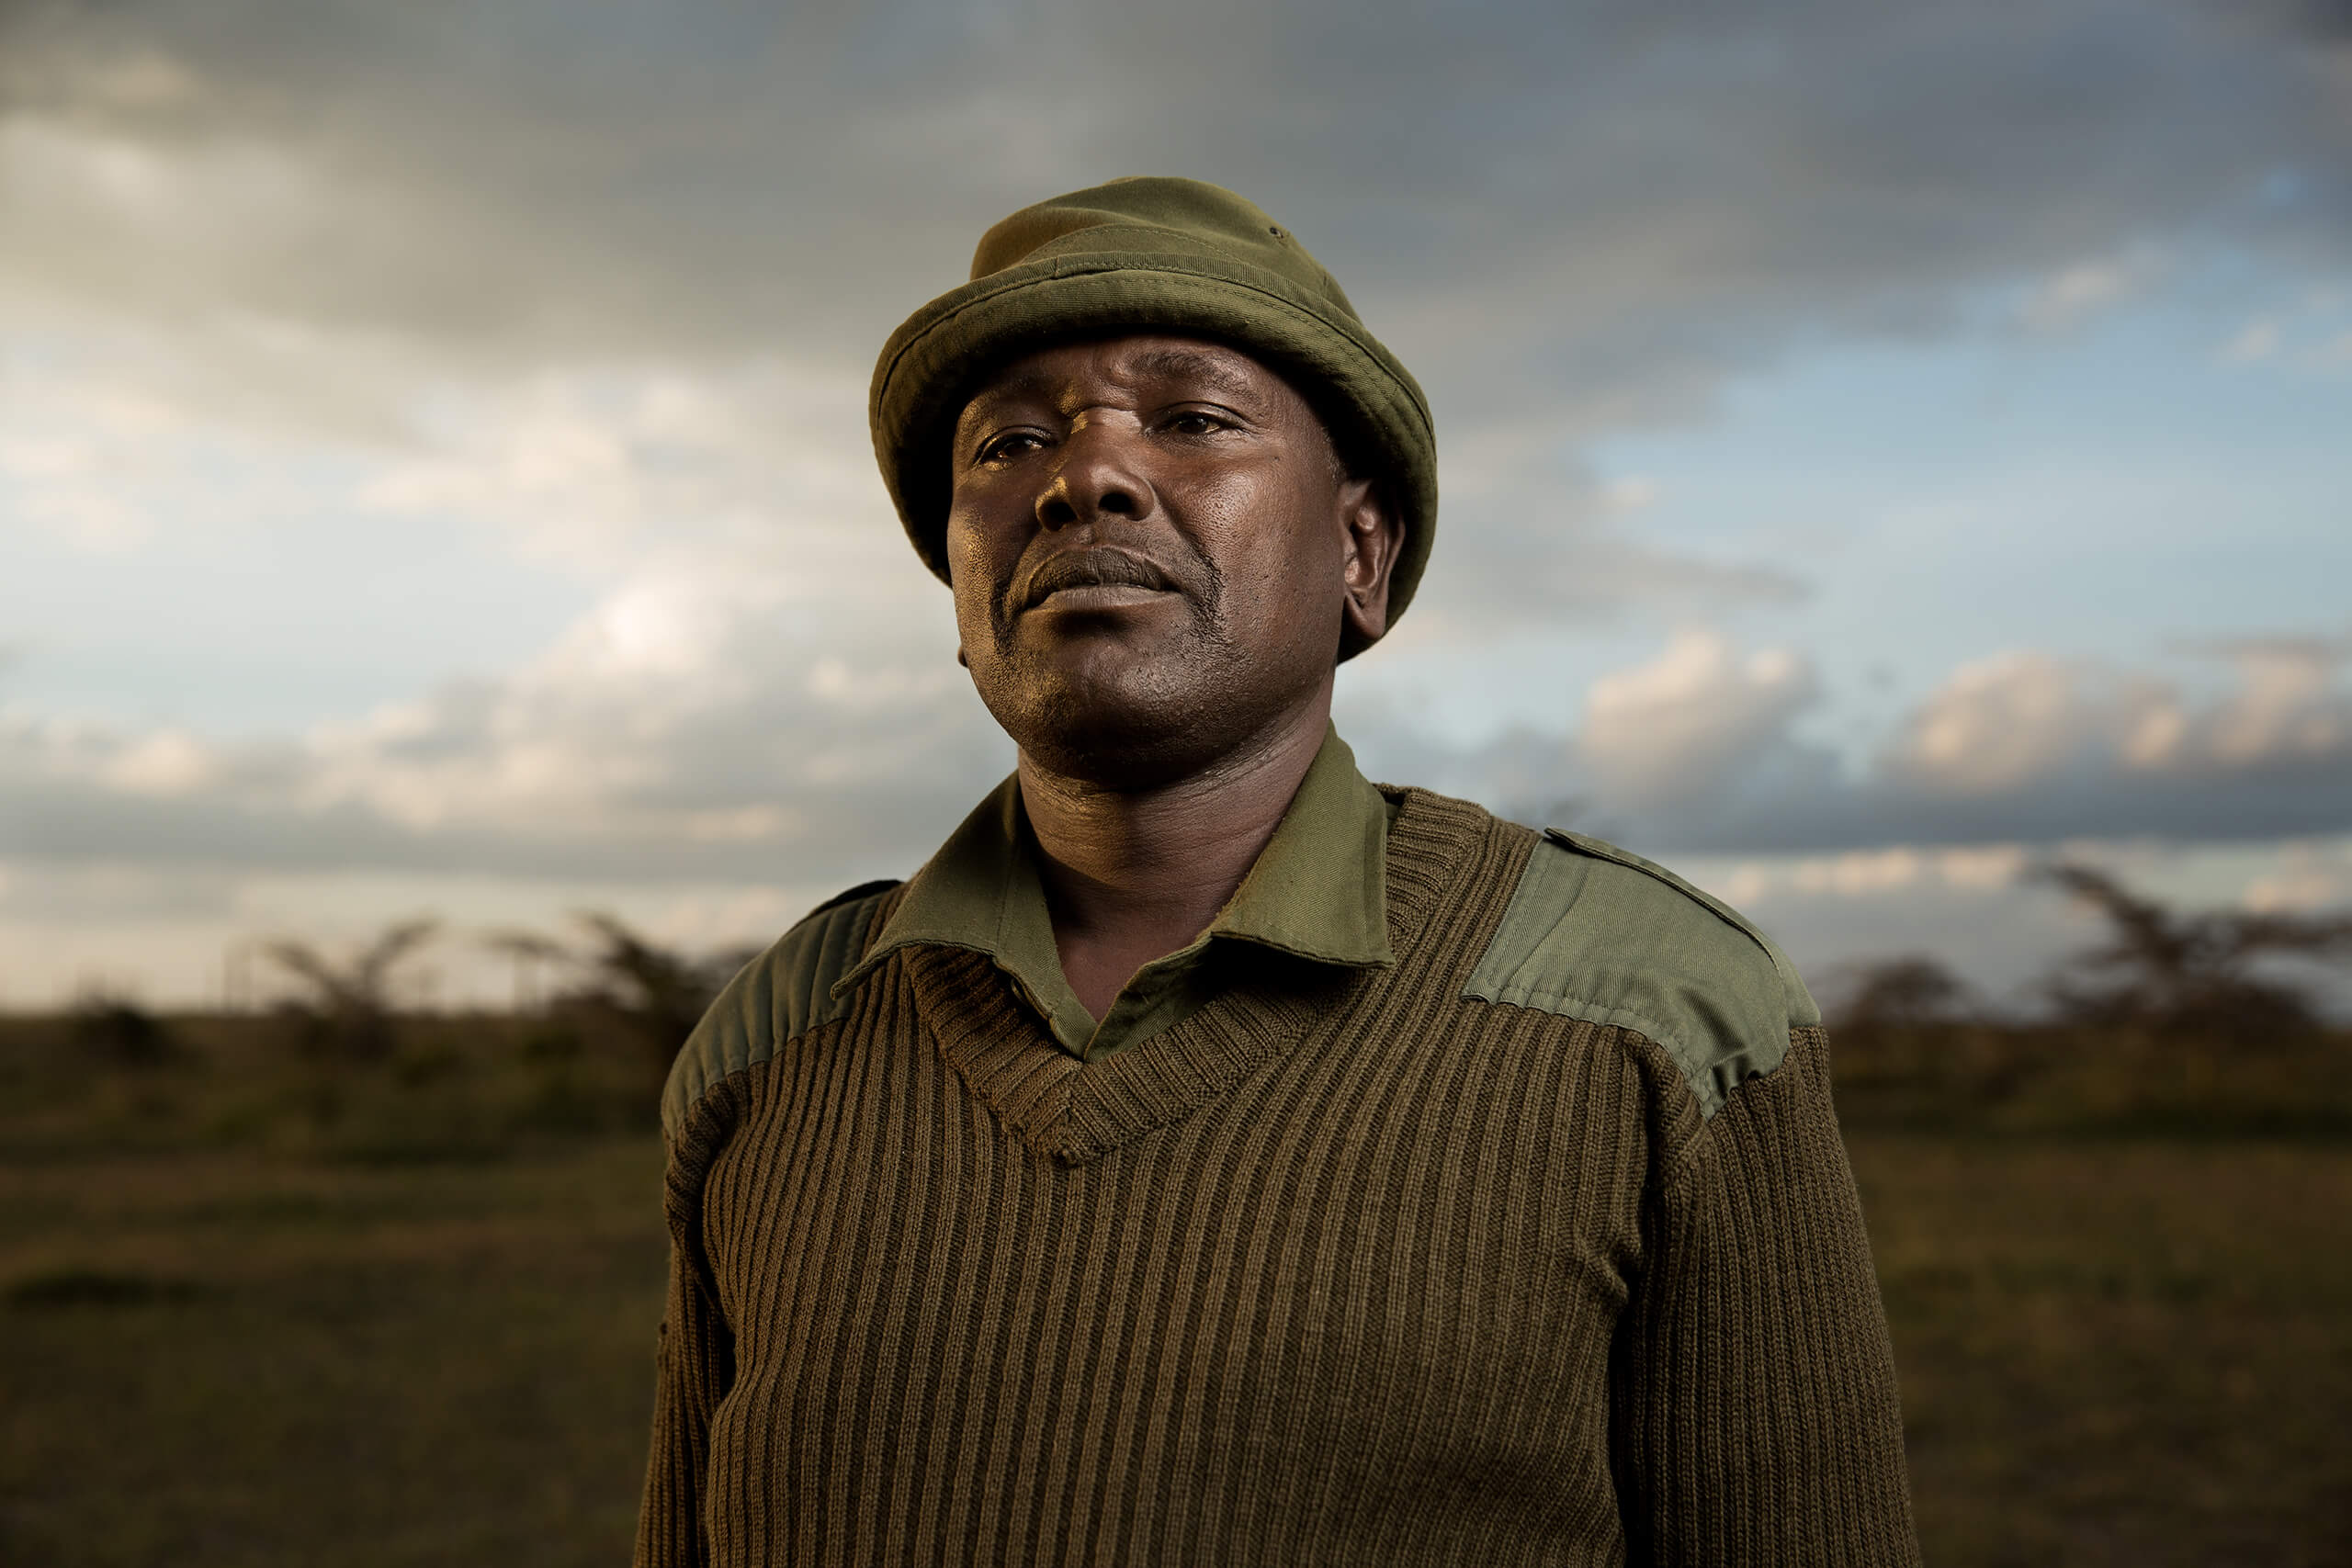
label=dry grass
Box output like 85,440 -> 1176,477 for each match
2,1015 -> 2346,1563
1,1137 -> 666,1567
1852,1132 -> 2352,1567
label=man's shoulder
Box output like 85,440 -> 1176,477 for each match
1461,824 -> 1819,1120
659,879 -> 903,1141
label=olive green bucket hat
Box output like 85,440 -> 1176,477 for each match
868,175 -> 1439,628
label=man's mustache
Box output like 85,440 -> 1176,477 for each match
1011,547 -> 1186,613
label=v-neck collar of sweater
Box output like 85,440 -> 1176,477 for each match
838,724 -> 1395,1063
886,784 -> 1486,1165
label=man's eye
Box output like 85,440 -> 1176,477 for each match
1165,412 -> 1228,435
980,432 -> 1046,463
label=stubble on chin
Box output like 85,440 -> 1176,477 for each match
987,625 -> 1243,784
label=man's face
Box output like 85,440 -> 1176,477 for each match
945,334 -> 1396,786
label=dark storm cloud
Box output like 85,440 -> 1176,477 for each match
8,0 -> 2346,367
6,0 -> 2351,883
2261,0 -> 2352,43
10,0 -> 2343,624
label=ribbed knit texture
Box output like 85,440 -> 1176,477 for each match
636,790 -> 1919,1566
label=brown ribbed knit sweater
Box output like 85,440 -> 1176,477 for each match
636,788 -> 1920,1566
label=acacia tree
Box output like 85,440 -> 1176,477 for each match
488,913 -> 757,1090
2032,863 -> 2352,1043
72,990 -> 177,1067
264,919 -> 440,1061
1827,953 -> 1973,1033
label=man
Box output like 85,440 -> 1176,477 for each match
636,176 -> 1920,1566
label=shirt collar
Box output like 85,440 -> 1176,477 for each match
1203,724 -> 1394,965
835,725 -> 1395,1027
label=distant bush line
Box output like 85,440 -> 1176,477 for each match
11,870 -> 2352,1156
1825,860 -> 2352,1137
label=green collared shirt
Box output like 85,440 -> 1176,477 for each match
858,726 -> 1396,1063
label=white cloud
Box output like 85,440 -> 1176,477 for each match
96,731 -> 215,797
2021,254 -> 2153,331
1883,652 -> 2161,793
2223,317 -> 2281,362
2197,640 -> 2352,766
1598,475 -> 1659,512
2209,293 -> 2352,373
2242,841 -> 2352,913
356,362 -> 883,570
1938,844 -> 2032,890
1884,640 -> 2352,796
1352,632 -> 2352,854
3,553 -> 996,883
0,354 -> 206,550
1578,630 -> 1817,799
1792,847 -> 1928,897
1713,843 -> 2030,902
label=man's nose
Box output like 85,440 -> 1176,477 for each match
1036,423 -> 1151,529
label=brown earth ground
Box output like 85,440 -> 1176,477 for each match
2,1015 -> 2347,1566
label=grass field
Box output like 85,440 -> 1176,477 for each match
1856,1134 -> 2352,1567
4,1018 -> 2348,1565
2,1138 -> 662,1568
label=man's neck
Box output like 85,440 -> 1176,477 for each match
1017,694 -> 1333,1020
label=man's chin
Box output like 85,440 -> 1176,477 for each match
980,656 -> 1236,789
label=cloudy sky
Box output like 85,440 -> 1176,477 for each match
4,0 -> 2349,1010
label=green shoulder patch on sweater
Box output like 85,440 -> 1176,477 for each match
1464,829 -> 1818,1119
660,880 -> 900,1141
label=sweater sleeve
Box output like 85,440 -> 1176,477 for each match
632,1138 -> 737,1568
1609,1025 -> 1921,1566
634,886 -> 881,1565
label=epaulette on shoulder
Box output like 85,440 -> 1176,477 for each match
659,878 -> 901,1141
1464,828 -> 1818,1119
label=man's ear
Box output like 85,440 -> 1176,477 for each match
1338,477 -> 1405,654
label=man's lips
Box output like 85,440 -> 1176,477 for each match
1014,548 -> 1182,613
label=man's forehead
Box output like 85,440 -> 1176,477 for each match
960,334 -> 1286,415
